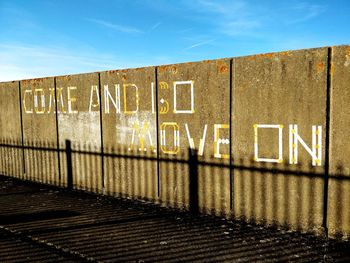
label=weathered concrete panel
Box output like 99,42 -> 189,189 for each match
56,73 -> 102,192
21,78 -> 59,184
328,45 -> 350,240
157,60 -> 231,214
3,45 -> 350,239
0,81 -> 23,177
100,67 -> 157,200
232,48 -> 328,233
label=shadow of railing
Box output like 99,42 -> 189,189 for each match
0,138 -> 23,178
0,139 -> 349,239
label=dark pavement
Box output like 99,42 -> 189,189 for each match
0,175 -> 349,262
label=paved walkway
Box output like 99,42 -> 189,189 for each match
0,175 -> 349,262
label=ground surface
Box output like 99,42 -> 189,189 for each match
0,175 -> 349,262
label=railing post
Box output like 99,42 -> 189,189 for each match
66,140 -> 73,190
189,148 -> 199,214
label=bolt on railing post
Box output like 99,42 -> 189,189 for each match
66,140 -> 73,190
189,148 -> 199,214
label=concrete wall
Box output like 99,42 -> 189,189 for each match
0,81 -> 23,177
328,46 -> 350,239
100,67 -> 157,200
157,60 -> 231,214
56,73 -> 102,192
20,78 -> 59,184
232,48 -> 327,233
0,45 -> 349,240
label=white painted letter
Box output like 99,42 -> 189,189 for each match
67,86 -> 77,114
254,124 -> 283,163
289,125 -> 322,166
214,124 -> 230,159
23,89 -> 33,114
173,80 -> 194,114
123,84 -> 138,114
185,123 -> 207,156
104,84 -> 120,114
129,121 -> 156,153
89,85 -> 100,112
160,122 -> 180,155
34,88 -> 45,114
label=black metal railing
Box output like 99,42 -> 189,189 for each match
0,138 -> 349,238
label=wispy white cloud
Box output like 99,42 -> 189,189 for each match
221,19 -> 262,37
287,3 -> 327,24
0,43 -> 139,82
184,0 -> 326,38
195,0 -> 245,15
185,0 -> 262,37
0,5 -> 40,31
86,18 -> 143,34
183,39 -> 216,51
176,28 -> 193,34
149,22 -> 161,31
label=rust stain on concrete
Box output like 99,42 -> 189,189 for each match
22,78 -> 47,88
106,69 -> 119,75
248,53 -> 274,60
219,65 -> 228,74
279,51 -> 291,57
171,66 -> 177,74
158,65 -> 170,73
317,62 -> 325,72
247,51 -> 291,61
216,60 -> 229,74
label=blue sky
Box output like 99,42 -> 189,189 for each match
0,0 -> 349,81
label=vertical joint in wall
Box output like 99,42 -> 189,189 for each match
323,46 -> 333,237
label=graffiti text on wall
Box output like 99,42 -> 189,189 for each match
22,81 -> 322,166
